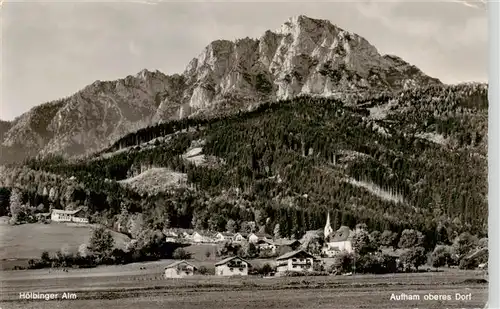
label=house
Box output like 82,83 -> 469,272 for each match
233,233 -> 248,242
215,232 -> 235,242
164,230 -> 179,242
248,232 -> 273,243
164,230 -> 179,237
181,231 -> 193,239
190,231 -> 217,243
192,232 -> 205,243
215,256 -> 251,276
255,239 -> 277,253
203,232 -> 218,243
51,208 -> 89,223
35,212 -> 51,221
273,239 -> 301,256
164,260 -> 197,278
276,250 -> 315,274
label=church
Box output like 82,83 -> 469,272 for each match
322,213 -> 354,257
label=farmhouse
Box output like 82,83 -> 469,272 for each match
192,232 -> 205,243
190,231 -> 217,243
50,208 -> 88,223
248,232 -> 272,243
35,212 -> 51,221
215,256 -> 251,276
164,230 -> 178,237
181,230 -> 194,239
233,233 -> 248,242
276,250 -> 315,274
164,260 -> 197,278
165,231 -> 179,243
255,239 -> 277,253
273,239 -> 301,256
215,232 -> 235,242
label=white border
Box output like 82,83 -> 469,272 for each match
489,1 -> 499,308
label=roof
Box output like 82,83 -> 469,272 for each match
252,232 -> 272,238
276,250 -> 315,261
256,239 -> 274,245
165,260 -> 198,270
273,239 -> 301,246
465,247 -> 488,260
219,232 -> 235,237
330,226 -> 351,242
214,256 -> 250,267
51,208 -> 83,215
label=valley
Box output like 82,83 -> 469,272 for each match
0,266 -> 488,309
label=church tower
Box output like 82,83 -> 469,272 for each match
324,212 -> 333,240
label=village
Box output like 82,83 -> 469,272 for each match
45,206 -> 355,277
162,213 -> 355,278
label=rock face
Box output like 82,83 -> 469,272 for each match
0,15 -> 441,164
0,120 -> 11,142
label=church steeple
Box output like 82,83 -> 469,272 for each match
324,212 -> 333,240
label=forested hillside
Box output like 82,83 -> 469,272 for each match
1,83 -> 487,249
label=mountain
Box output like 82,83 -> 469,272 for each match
0,15 -> 441,165
4,83 -> 487,243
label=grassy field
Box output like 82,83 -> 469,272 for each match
0,222 -> 131,267
0,224 -> 489,308
0,265 -> 488,309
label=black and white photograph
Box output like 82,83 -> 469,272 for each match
0,1 -> 490,308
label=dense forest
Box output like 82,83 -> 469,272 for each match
0,83 -> 488,250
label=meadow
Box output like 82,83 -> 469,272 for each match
0,222 -> 489,308
0,264 -> 488,309
0,221 -> 130,269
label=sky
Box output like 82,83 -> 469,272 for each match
0,0 -> 488,121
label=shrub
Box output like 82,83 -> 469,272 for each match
198,266 -> 215,275
452,232 -> 479,259
459,257 -> 479,270
281,270 -> 328,277
172,248 -> 192,260
356,254 -> 382,274
430,245 -> 453,269
331,251 -> 354,274
313,261 -> 325,272
251,263 -> 274,276
88,227 -> 114,257
258,248 -> 277,258
400,247 -> 427,271
40,251 -> 51,263
217,242 -> 241,257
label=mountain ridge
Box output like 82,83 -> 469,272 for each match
1,15 -> 447,164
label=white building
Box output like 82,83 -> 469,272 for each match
215,256 -> 250,276
51,208 -> 88,223
215,232 -> 235,242
276,250 -> 315,274
233,233 -> 248,242
255,239 -> 277,254
164,230 -> 179,242
192,232 -> 204,243
164,260 -> 197,278
248,232 -> 272,243
322,225 -> 354,257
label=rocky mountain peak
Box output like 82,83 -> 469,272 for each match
1,15 -> 443,164
276,15 -> 337,36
